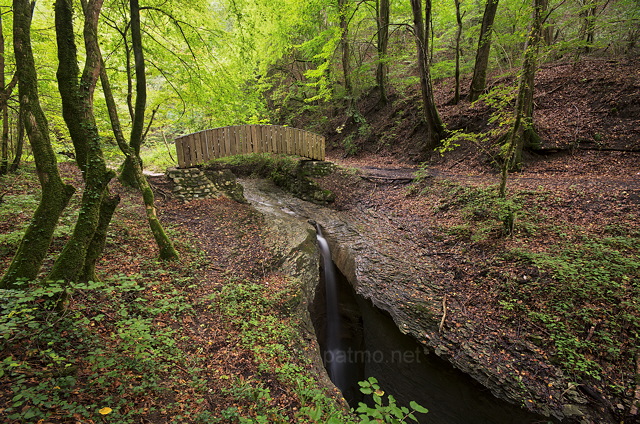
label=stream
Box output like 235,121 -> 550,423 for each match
241,178 -> 557,423
311,230 -> 551,424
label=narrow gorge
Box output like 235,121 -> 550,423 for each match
240,176 -> 586,423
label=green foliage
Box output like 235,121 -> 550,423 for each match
435,128 -> 482,156
500,227 -> 640,381
477,83 -> 518,151
139,142 -> 178,172
426,180 -> 526,241
212,278 -> 352,422
0,273 -> 205,423
0,194 -> 40,246
9,0 -> 640,154
355,377 -> 429,424
0,180 -> 80,248
207,153 -> 299,180
339,112 -> 372,157
213,280 -> 429,423
302,28 -> 343,103
206,153 -> 335,204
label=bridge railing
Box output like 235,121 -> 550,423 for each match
174,124 -> 325,168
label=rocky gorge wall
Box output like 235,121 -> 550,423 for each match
165,161 -> 606,423
240,177 -> 603,424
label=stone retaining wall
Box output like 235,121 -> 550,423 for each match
165,167 -> 219,201
166,160 -> 335,203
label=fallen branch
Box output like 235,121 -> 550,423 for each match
439,294 -> 447,333
361,175 -> 414,184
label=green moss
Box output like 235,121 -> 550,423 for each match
205,153 -> 336,205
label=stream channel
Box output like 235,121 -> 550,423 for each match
241,178 -> 553,424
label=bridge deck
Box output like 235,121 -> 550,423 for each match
175,125 -> 325,168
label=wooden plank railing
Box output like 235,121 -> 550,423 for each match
174,124 -> 326,168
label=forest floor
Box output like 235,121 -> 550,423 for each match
316,148 -> 639,422
1,57 -> 639,423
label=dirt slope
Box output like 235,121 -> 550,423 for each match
320,57 -> 640,167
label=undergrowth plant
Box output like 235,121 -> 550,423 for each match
408,176 -> 640,389
213,279 -> 429,423
503,231 -> 640,381
0,275 -> 205,423
417,179 -> 530,241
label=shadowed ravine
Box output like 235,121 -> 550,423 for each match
242,178 -> 560,423
312,224 -> 549,424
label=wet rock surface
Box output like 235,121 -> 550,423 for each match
241,177 -> 607,423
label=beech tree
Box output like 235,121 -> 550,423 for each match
376,0 -> 390,105
0,0 -> 75,289
47,0 -> 121,285
8,103 -> 22,172
452,0 -> 463,104
410,0 -> 445,152
468,0 -> 499,102
101,0 -> 178,260
499,0 -> 544,196
0,9 -> 17,175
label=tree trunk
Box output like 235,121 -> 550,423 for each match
468,0 -> 499,102
48,0 -> 117,284
119,0 -> 147,187
1,0 -> 76,289
513,0 -> 543,166
338,0 -> 353,108
81,192 -> 120,282
101,1 -> 178,260
453,0 -> 463,104
0,13 -> 17,176
9,103 -> 24,173
500,0 -> 543,196
376,0 -> 390,105
1,13 -> 7,175
410,0 -> 445,152
583,0 -> 597,54
101,63 -> 178,260
539,0 -> 553,45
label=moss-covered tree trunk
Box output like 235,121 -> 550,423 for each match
101,67 -> 178,260
0,12 -> 17,176
511,0 -> 543,168
469,0 -> 499,102
47,0 -> 118,284
410,0 -> 445,152
500,0 -> 543,196
100,0 -> 177,260
118,0 -> 146,188
81,193 -> 120,282
1,13 -> 9,175
0,0 -> 75,289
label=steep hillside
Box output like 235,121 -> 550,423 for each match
316,57 -> 640,168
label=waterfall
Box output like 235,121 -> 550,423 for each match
316,224 -> 347,393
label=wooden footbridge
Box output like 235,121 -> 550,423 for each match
175,125 -> 325,168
